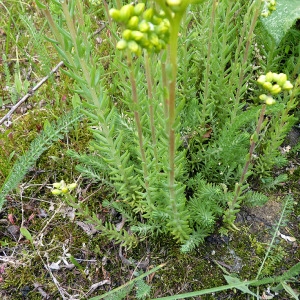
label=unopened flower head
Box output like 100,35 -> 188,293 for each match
110,3 -> 170,55
257,71 -> 293,94
52,180 -> 77,196
261,0 -> 276,17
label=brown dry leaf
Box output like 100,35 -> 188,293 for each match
86,280 -> 111,296
59,205 -> 76,221
7,225 -> 20,239
7,214 -> 15,224
278,231 -> 296,242
75,221 -> 97,235
202,128 -> 212,139
115,215 -> 126,231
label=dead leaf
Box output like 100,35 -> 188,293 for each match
7,214 -> 15,224
278,231 -> 296,242
38,209 -> 48,218
59,205 -> 76,221
49,261 -> 61,271
7,225 -> 20,239
86,280 -> 111,296
33,283 -> 50,299
116,215 -> 126,231
76,221 -> 97,235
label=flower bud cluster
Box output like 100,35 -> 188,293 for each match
261,0 -> 276,17
257,71 -> 293,105
109,3 -> 170,55
52,180 -> 77,195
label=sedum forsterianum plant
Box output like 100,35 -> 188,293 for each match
37,0 -> 298,252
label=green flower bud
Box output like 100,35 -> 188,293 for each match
61,187 -> 69,194
119,4 -> 134,22
159,10 -> 166,17
52,189 -> 62,195
262,81 -> 272,90
265,71 -> 273,82
128,40 -> 139,53
270,84 -> 281,94
133,3 -> 145,16
269,5 -> 276,11
259,94 -> 268,101
128,16 -> 139,29
272,72 -> 279,82
109,8 -> 121,21
149,33 -> 159,46
156,22 -> 170,35
265,96 -> 276,105
282,81 -> 293,91
116,39 -> 127,50
131,30 -> 144,41
152,16 -> 162,26
166,0 -> 182,6
143,8 -> 154,22
154,42 -> 164,53
257,75 -> 266,84
140,36 -> 150,48
261,11 -> 270,17
277,73 -> 287,86
139,20 -> 150,32
53,182 -> 62,188
122,29 -> 132,40
67,183 -> 77,191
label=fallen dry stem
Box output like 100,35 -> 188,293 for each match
0,61 -> 64,126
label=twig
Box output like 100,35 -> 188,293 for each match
91,21 -> 107,37
0,61 -> 64,126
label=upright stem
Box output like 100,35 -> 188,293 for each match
230,0 -> 261,123
230,104 -> 266,222
161,61 -> 169,119
167,12 -> 184,212
127,54 -> 149,192
144,51 -> 158,167
201,0 -> 217,127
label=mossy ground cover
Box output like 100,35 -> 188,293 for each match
0,1 -> 300,299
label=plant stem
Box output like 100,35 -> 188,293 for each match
127,53 -> 149,192
167,11 -> 184,222
229,104 -> 266,228
201,0 -> 217,127
230,0 -> 261,123
144,51 -> 158,167
161,61 -> 169,119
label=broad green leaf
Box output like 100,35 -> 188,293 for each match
20,227 -> 33,243
224,275 -> 257,297
281,281 -> 299,300
260,0 -> 300,46
35,0 -> 46,9
69,255 -> 84,271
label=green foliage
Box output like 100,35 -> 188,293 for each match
0,109 -> 82,210
89,264 -> 164,300
36,0 -> 299,253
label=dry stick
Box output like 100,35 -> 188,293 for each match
0,61 -> 64,126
